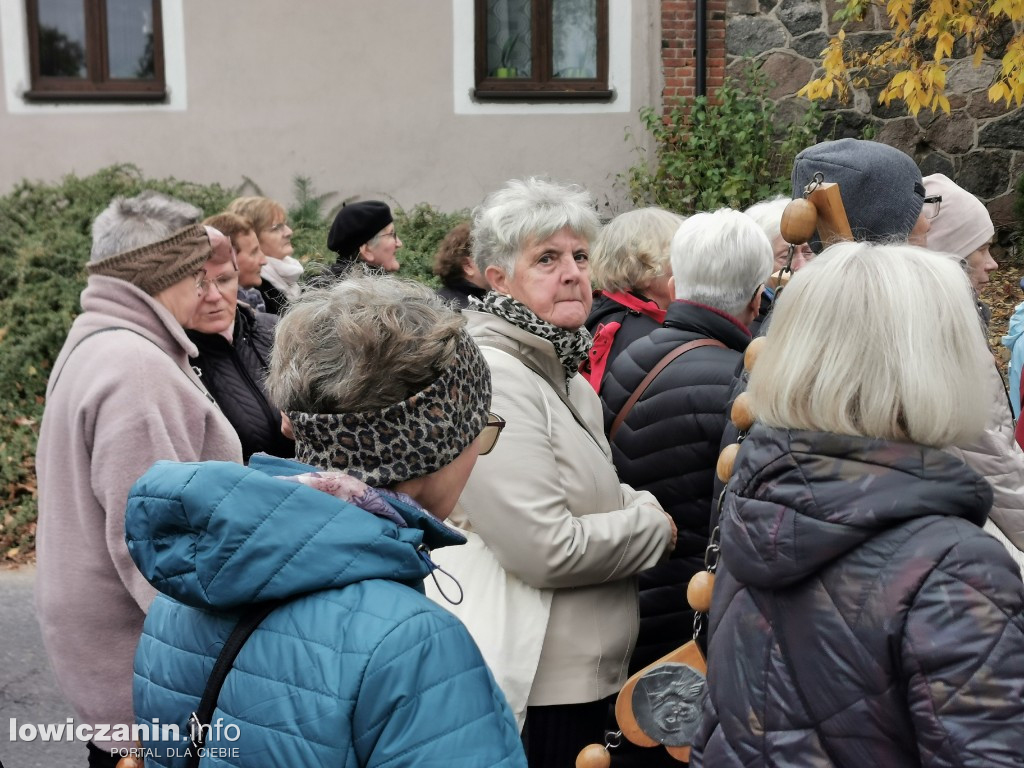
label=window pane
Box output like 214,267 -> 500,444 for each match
36,0 -> 87,78
486,0 -> 531,78
552,0 -> 597,78
106,0 -> 155,79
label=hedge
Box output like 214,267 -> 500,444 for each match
0,164 -> 468,561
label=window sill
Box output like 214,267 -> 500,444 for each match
473,87 -> 614,102
23,89 -> 168,103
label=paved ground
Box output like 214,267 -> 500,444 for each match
1,566 -> 83,767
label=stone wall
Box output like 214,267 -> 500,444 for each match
722,0 -> 1023,250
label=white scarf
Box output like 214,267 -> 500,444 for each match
260,256 -> 304,301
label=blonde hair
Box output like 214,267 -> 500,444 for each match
590,207 -> 685,293
226,196 -> 286,237
748,241 -> 989,447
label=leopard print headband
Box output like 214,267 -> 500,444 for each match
288,330 -> 491,488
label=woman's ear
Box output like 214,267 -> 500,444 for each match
486,265 -> 509,295
359,243 -> 374,264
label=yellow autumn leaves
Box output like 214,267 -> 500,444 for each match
798,0 -> 1024,115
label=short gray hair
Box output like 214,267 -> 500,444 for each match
471,177 -> 601,279
743,196 -> 789,244
749,241 -> 989,447
670,208 -> 773,318
90,191 -> 202,262
590,207 -> 685,293
267,275 -> 465,413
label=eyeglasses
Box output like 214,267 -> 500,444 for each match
478,412 -> 506,456
922,195 -> 942,220
379,229 -> 399,241
193,268 -> 207,292
268,221 -> 290,233
198,272 -> 240,297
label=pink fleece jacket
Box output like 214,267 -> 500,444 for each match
34,275 -> 242,750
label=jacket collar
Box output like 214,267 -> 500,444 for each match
664,300 -> 751,351
463,309 -> 568,387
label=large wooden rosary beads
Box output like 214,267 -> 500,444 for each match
576,338 -> 765,768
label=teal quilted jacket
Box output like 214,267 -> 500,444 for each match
126,454 -> 526,767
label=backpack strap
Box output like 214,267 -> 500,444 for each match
184,600 -> 283,768
609,339 -> 726,443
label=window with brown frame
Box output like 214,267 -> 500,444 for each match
25,0 -> 165,101
474,0 -> 609,101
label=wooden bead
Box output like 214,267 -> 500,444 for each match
780,197 -> 817,244
731,392 -> 755,431
576,744 -> 612,768
743,337 -> 765,373
687,570 -> 716,612
115,757 -> 142,768
717,442 -> 740,483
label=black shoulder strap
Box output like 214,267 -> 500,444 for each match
184,600 -> 282,768
479,340 -> 605,451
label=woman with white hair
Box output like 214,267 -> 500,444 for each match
921,173 -> 1024,572
436,178 -> 675,768
693,243 -> 1024,767
126,275 -> 526,767
583,207 -> 685,392
743,195 -> 814,334
600,209 -> 772,677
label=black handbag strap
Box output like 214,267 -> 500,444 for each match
479,341 -> 606,452
609,338 -> 726,442
185,601 -> 282,767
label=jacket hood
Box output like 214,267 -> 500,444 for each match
721,425 -> 992,589
1002,300 -> 1024,351
124,454 -> 466,610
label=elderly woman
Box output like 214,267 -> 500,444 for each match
583,206 -> 684,391
920,174 -> 1024,572
433,220 -> 489,308
227,196 -> 302,314
125,275 -> 526,767
694,243 -> 1024,767
743,196 -> 815,334
436,178 -> 675,768
326,200 -> 403,275
184,226 -> 295,460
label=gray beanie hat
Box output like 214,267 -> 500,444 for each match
791,139 -> 924,250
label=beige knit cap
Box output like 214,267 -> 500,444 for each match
86,223 -> 211,296
922,174 -> 994,259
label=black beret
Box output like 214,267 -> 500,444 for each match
327,201 -> 393,260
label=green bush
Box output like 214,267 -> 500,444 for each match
621,68 -> 821,213
0,165 -> 464,560
393,204 -> 471,287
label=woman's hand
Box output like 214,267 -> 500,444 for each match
663,512 -> 678,552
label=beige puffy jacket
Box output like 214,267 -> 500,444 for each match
450,311 -> 673,706
947,359 -> 1024,577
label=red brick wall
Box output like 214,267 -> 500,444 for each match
661,0 -> 727,111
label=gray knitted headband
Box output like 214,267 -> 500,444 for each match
87,223 -> 210,296
288,330 -> 491,488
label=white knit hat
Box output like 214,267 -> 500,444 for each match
922,174 -> 994,259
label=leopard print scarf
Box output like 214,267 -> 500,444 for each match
472,292 -> 592,383
288,330 -> 491,488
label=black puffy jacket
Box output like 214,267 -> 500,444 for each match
600,300 -> 751,671
694,425 -> 1024,767
187,305 -> 295,461
584,291 -> 663,392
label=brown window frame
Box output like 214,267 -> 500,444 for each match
24,0 -> 166,102
474,0 -> 610,102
